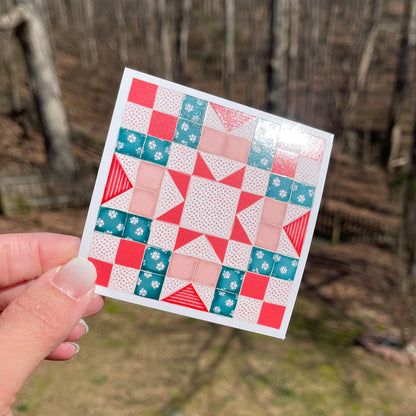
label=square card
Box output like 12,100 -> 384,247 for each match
79,68 -> 333,339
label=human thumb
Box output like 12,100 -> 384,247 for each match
0,257 -> 96,414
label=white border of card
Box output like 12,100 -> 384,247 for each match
79,67 -> 333,339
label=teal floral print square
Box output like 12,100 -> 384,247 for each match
289,182 -> 315,208
180,95 -> 207,124
141,246 -> 172,276
266,173 -> 293,202
116,128 -> 146,159
271,254 -> 298,281
173,119 -> 203,149
123,214 -> 152,244
94,206 -> 127,237
247,138 -> 275,171
248,247 -> 276,276
134,271 -> 165,300
141,136 -> 171,166
210,290 -> 239,317
215,266 -> 245,294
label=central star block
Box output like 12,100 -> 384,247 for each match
180,176 -> 240,239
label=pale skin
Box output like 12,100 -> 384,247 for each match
0,233 -> 104,416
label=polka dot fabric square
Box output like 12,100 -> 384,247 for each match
81,69 -> 333,339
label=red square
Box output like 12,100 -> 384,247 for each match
115,240 -> 145,269
128,78 -> 158,108
88,257 -> 113,287
272,149 -> 298,178
257,302 -> 286,329
147,111 -> 178,141
240,272 -> 269,300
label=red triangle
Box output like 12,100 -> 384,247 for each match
210,103 -> 256,132
168,170 -> 191,199
205,235 -> 228,262
162,284 -> 208,311
157,202 -> 184,224
230,218 -> 252,245
220,167 -> 245,188
193,153 -> 216,181
102,155 -> 133,204
174,228 -> 203,250
283,211 -> 311,256
236,191 -> 263,213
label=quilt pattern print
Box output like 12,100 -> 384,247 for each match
80,69 -> 333,339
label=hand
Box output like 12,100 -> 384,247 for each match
0,233 -> 104,415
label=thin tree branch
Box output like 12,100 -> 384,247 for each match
0,5 -> 27,31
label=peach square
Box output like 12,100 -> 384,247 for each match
199,127 -> 226,155
223,134 -> 251,163
167,253 -> 197,281
193,260 -> 221,287
261,198 -> 287,226
129,188 -> 158,218
135,161 -> 165,191
255,223 -> 281,251
272,149 -> 298,178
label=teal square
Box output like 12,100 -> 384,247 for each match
134,271 -> 165,300
116,128 -> 146,158
94,206 -> 127,237
247,138 -> 275,171
123,214 -> 152,243
210,290 -> 238,317
141,136 -> 171,166
141,246 -> 172,276
271,254 -> 298,280
290,182 -> 315,208
266,173 -> 293,202
216,266 -> 245,294
248,247 -> 275,276
180,95 -> 207,124
173,119 -> 202,149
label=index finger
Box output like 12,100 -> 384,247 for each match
0,233 -> 81,288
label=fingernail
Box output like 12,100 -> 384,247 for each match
79,318 -> 89,334
68,342 -> 80,354
52,258 -> 96,300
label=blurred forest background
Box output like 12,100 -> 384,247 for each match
1,0 -> 416,415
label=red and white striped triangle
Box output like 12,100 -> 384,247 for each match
283,211 -> 310,256
162,284 -> 208,311
102,155 -> 133,204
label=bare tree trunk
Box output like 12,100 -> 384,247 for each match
158,0 -> 173,80
84,0 -> 98,65
387,0 -> 416,172
144,0 -> 156,74
70,0 -> 98,67
0,0 -> 76,173
174,0 -> 192,83
1,29 -> 21,111
267,0 -> 290,115
304,0 -> 319,123
287,0 -> 299,119
114,0 -> 128,65
245,0 -> 256,106
342,1 -> 382,132
224,0 -> 235,99
54,0 -> 68,30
